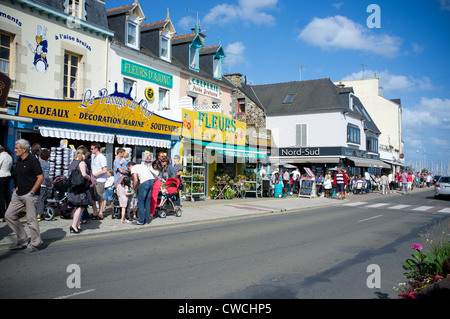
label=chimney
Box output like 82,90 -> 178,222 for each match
224,73 -> 244,87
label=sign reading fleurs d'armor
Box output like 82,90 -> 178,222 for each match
182,109 -> 246,146
17,86 -> 182,136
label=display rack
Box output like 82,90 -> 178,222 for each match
244,161 -> 261,198
181,154 -> 206,202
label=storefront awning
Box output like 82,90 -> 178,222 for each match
348,157 -> 390,169
382,159 -> 404,167
116,134 -> 171,148
192,140 -> 267,160
39,126 -> 115,144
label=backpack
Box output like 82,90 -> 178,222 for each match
69,163 -> 85,187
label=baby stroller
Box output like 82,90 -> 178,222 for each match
156,177 -> 182,218
43,176 -> 74,220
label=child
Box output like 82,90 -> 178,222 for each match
117,176 -> 134,223
102,169 -> 114,213
127,177 -> 138,221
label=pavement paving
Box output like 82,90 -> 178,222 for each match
0,187 -> 433,249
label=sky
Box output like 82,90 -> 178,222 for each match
107,0 -> 450,173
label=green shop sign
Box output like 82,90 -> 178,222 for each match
121,59 -> 173,88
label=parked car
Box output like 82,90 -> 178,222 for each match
434,176 -> 450,199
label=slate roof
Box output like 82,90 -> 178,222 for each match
246,78 -> 381,134
33,0 -> 110,30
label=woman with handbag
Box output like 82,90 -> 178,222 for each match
67,149 -> 91,234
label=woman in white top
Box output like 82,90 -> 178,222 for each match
0,145 -> 13,220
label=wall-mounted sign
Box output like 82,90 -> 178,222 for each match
182,109 -> 246,146
187,76 -> 222,99
145,87 -> 154,101
121,59 -> 173,88
17,86 -> 182,136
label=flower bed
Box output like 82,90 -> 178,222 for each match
394,220 -> 450,298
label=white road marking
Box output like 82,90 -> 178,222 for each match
438,207 -> 450,214
54,289 -> 96,299
344,202 -> 368,206
358,215 -> 383,223
412,206 -> 434,211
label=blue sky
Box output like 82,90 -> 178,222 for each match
107,0 -> 450,173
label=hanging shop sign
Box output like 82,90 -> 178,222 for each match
187,76 -> 222,99
17,86 -> 182,136
121,59 -> 173,89
182,109 -> 246,146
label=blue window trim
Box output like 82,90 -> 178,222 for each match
189,34 -> 203,72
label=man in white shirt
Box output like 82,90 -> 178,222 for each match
90,143 -> 107,219
127,161 -> 154,225
388,171 -> 394,193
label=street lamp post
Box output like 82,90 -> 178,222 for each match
416,146 -> 426,171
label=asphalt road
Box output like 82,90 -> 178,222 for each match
0,189 -> 448,300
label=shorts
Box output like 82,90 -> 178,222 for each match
103,188 -> 114,203
127,197 -> 138,212
335,183 -> 345,193
92,181 -> 105,201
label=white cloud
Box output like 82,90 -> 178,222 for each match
223,41 -> 246,67
177,16 -> 196,31
203,0 -> 278,27
298,15 -> 402,58
403,97 -> 450,130
342,69 -> 435,93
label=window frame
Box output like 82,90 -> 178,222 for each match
159,32 -> 171,62
126,20 -> 139,49
347,123 -> 361,145
158,88 -> 170,110
296,123 -> 307,147
0,32 -> 12,77
63,51 -> 80,99
237,98 -> 245,114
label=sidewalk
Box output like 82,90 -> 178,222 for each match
0,187 -> 432,249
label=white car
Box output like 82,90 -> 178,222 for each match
434,176 -> 450,199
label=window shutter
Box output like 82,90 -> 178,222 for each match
296,124 -> 307,146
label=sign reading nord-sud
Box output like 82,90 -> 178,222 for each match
17,86 -> 182,136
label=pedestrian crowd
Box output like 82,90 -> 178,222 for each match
0,139 -> 182,253
263,166 -> 435,199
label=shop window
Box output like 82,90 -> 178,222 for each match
159,88 -> 169,110
126,20 -> 139,49
160,34 -> 171,62
237,98 -> 245,114
296,124 -> 307,146
63,52 -> 80,99
64,0 -> 86,20
347,123 -> 360,144
0,32 -> 11,77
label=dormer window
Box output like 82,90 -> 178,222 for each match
64,0 -> 86,20
213,46 -> 226,80
160,32 -> 171,62
189,33 -> 203,72
126,15 -> 140,49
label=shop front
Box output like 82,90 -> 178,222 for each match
272,146 -> 390,177
179,109 -> 267,200
9,86 -> 182,170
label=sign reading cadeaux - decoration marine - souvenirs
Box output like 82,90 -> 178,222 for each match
182,109 -> 246,146
17,84 -> 182,136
